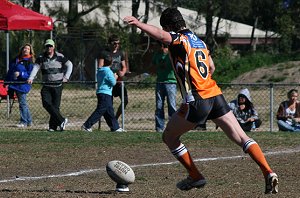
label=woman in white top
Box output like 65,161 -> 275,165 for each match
276,89 -> 300,132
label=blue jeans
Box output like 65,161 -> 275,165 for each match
84,93 -> 120,131
155,83 -> 177,131
16,91 -> 32,126
277,120 -> 300,132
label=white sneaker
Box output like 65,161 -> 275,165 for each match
265,172 -> 278,194
113,128 -> 126,132
60,118 -> 68,131
16,123 -> 26,128
116,184 -> 129,192
176,176 -> 206,191
81,125 -> 92,132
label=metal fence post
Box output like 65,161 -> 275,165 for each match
121,81 -> 125,130
269,83 -> 274,132
95,59 -> 98,89
95,59 -> 101,130
6,95 -> 10,118
6,31 -> 10,118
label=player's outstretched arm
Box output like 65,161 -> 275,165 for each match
123,16 -> 172,44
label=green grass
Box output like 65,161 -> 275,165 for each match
0,130 -> 299,150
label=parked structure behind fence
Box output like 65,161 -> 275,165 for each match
0,82 -> 298,132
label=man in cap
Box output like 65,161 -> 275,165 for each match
28,39 -> 73,131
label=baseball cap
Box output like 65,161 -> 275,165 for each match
44,39 -> 55,46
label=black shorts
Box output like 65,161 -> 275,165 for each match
112,83 -> 128,99
177,94 -> 230,124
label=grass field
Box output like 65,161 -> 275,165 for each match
0,129 -> 299,197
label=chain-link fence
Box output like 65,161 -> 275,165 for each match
0,82 -> 298,132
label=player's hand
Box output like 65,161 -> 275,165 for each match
63,77 -> 69,83
14,71 -> 20,79
27,79 -> 33,84
114,73 -> 118,79
123,16 -> 139,26
246,118 -> 255,122
118,70 -> 126,77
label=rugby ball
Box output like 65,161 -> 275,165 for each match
106,160 -> 135,184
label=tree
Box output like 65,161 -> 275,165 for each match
284,0 -> 300,51
32,0 -> 40,12
40,0 -> 115,80
205,0 -> 214,52
131,0 -> 151,34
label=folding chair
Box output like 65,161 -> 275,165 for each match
0,80 -> 17,114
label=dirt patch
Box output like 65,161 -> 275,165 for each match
0,132 -> 299,198
232,61 -> 300,83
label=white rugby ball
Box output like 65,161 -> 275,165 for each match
106,160 -> 135,184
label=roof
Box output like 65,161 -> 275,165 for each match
0,0 -> 53,31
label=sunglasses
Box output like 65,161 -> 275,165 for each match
45,45 -> 54,48
111,41 -> 120,45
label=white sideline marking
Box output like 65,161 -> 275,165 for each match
0,148 -> 299,183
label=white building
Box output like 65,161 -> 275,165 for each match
40,0 -> 278,45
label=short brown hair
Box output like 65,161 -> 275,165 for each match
108,34 -> 119,43
287,89 -> 298,98
160,8 -> 186,32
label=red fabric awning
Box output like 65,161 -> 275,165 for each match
0,0 -> 53,31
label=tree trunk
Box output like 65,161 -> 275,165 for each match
20,0 -> 25,7
68,0 -> 79,28
172,0 -> 178,8
131,0 -> 140,34
32,0 -> 40,13
205,0 -> 214,52
142,0 -> 149,24
215,16 -> 221,39
250,16 -> 258,51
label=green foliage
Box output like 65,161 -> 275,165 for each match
141,74 -> 156,84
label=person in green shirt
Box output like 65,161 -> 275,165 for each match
152,42 -> 177,132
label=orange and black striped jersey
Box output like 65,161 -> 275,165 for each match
168,29 -> 222,103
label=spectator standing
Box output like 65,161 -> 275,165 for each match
5,43 -> 34,128
98,34 -> 128,120
81,56 -> 124,133
152,42 -> 177,132
276,89 -> 300,132
27,39 -> 73,131
124,8 -> 278,194
228,88 -> 262,131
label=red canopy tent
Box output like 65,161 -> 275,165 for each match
0,0 -> 53,71
0,0 -> 53,31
